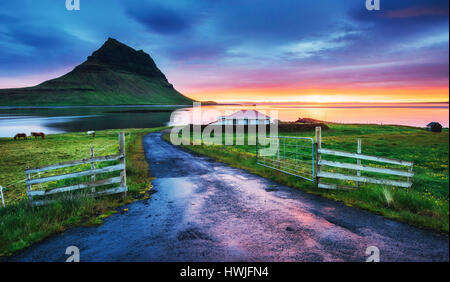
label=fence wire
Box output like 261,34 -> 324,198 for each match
256,136 -> 315,182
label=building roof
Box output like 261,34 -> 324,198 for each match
222,110 -> 271,119
427,122 -> 442,127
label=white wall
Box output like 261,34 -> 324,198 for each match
215,118 -> 271,125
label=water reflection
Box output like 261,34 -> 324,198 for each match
0,103 -> 448,137
170,103 -> 449,128
0,106 -> 184,137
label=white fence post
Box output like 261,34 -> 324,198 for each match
90,146 -> 96,193
0,185 -> 5,208
357,138 -> 362,188
119,132 -> 127,198
407,164 -> 414,185
26,167 -> 32,207
315,126 -> 322,187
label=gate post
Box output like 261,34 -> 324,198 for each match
357,138 -> 362,188
26,166 -> 33,207
119,132 -> 127,198
315,127 -> 322,188
256,135 -> 258,164
0,185 -> 5,208
277,138 -> 280,169
90,146 -> 96,193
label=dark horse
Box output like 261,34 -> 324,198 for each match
31,132 -> 46,140
14,133 -> 27,140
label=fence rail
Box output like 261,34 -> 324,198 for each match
317,148 -> 413,166
26,163 -> 124,185
317,171 -> 412,188
27,176 -> 122,196
26,153 -> 123,174
26,132 -> 127,206
317,160 -> 414,177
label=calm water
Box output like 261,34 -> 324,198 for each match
0,103 -> 448,137
170,103 -> 449,128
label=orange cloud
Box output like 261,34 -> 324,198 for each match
183,86 -> 449,103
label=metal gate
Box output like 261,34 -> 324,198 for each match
256,136 -> 315,182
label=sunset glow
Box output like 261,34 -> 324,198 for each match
183,86 -> 449,103
0,0 -> 448,103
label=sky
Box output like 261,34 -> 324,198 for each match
0,0 -> 448,103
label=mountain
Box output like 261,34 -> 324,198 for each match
0,38 -> 193,106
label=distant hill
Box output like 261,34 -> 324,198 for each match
0,38 -> 193,106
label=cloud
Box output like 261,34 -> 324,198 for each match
0,0 -> 448,102
351,0 -> 449,24
384,7 -> 448,19
0,23 -> 90,75
125,2 -> 195,34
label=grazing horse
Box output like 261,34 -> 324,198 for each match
31,132 -> 46,140
14,133 -> 27,140
86,131 -> 96,137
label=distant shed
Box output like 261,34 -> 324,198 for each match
426,122 -> 443,132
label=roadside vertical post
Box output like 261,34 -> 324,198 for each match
90,146 -> 95,193
296,139 -> 299,173
26,166 -> 32,207
277,138 -> 280,168
0,185 -> 5,208
315,126 -> 321,188
38,172 -> 42,190
256,135 -> 258,164
407,163 -> 414,185
119,132 -> 127,198
357,138 -> 362,188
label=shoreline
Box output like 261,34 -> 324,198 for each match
0,101 -> 448,109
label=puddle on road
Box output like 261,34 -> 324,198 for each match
152,177 -> 197,199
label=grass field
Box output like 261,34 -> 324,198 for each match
166,123 -> 449,233
0,127 -> 165,256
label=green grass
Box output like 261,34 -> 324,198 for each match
0,77 -> 193,106
0,127 -> 166,256
166,123 -> 449,233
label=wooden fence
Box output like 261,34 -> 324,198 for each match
315,127 -> 414,190
26,132 -> 128,206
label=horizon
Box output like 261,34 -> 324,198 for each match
0,0 -> 449,103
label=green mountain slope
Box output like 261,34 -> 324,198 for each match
0,38 -> 193,106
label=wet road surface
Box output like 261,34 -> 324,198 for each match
7,132 -> 449,262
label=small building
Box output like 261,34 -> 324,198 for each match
213,110 -> 272,125
426,122 -> 443,132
